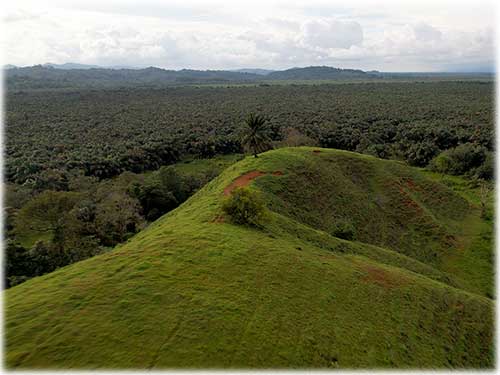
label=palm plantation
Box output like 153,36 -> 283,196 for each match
241,113 -> 272,158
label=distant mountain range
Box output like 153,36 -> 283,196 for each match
41,63 -> 145,70
5,65 -> 380,89
4,64 -> 493,90
8,64 -> 276,73
267,66 -> 373,80
231,68 -> 275,75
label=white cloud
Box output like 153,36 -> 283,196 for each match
301,19 -> 363,49
1,0 -> 495,72
2,9 -> 41,23
264,18 -> 300,31
413,22 -> 441,41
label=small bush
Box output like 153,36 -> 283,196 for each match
473,152 -> 494,180
405,142 -> 439,167
222,187 -> 266,226
429,143 -> 487,176
331,220 -> 356,240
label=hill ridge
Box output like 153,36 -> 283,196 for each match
5,147 -> 493,368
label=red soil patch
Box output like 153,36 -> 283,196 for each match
406,178 -> 416,189
360,264 -> 408,289
224,171 -> 266,196
223,170 -> 284,196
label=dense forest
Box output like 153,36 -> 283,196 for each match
4,80 -> 494,287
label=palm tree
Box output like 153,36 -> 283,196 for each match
241,113 -> 272,158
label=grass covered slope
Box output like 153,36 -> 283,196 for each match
5,147 -> 493,369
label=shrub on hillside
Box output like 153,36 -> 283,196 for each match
429,143 -> 487,176
331,220 -> 356,241
222,187 -> 266,226
405,141 -> 439,167
473,152 -> 494,180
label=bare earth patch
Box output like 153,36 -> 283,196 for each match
359,264 -> 409,289
223,170 -> 283,196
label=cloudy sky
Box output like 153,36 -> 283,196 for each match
1,0 -> 497,72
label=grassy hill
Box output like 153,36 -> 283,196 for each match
5,147 -> 493,369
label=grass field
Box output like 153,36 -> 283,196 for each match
5,147 -> 493,369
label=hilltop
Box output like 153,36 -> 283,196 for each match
5,147 -> 493,369
266,66 -> 372,80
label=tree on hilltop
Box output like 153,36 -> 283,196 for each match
241,113 -> 272,158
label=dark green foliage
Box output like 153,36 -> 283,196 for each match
5,183 -> 34,210
28,240 -> 65,277
15,190 -> 81,233
5,82 -> 493,185
405,141 -> 440,167
331,220 -> 356,240
474,152 -> 494,180
130,166 -> 187,221
93,192 -> 143,246
429,143 -> 488,177
222,187 -> 266,226
4,238 -> 94,288
241,113 -> 273,158
279,127 -> 318,147
5,241 -> 31,287
5,156 -> 239,288
31,169 -> 69,191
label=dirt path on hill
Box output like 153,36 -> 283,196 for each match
223,170 -> 283,196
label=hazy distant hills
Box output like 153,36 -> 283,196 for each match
4,64 -> 493,90
231,68 -> 275,75
4,65 -> 377,89
267,66 -> 373,80
43,62 -> 102,70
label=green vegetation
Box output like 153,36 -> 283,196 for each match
222,187 -> 267,226
4,70 -> 494,368
331,219 -> 356,240
429,143 -> 492,179
6,80 -> 492,289
5,155 -> 243,287
241,113 -> 273,157
6,82 -> 493,185
5,147 -> 493,368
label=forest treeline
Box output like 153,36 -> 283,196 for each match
6,82 -> 493,185
5,156 -> 241,287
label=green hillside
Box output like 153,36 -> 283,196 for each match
5,147 -> 493,369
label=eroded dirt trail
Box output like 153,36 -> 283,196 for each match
223,170 -> 283,196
